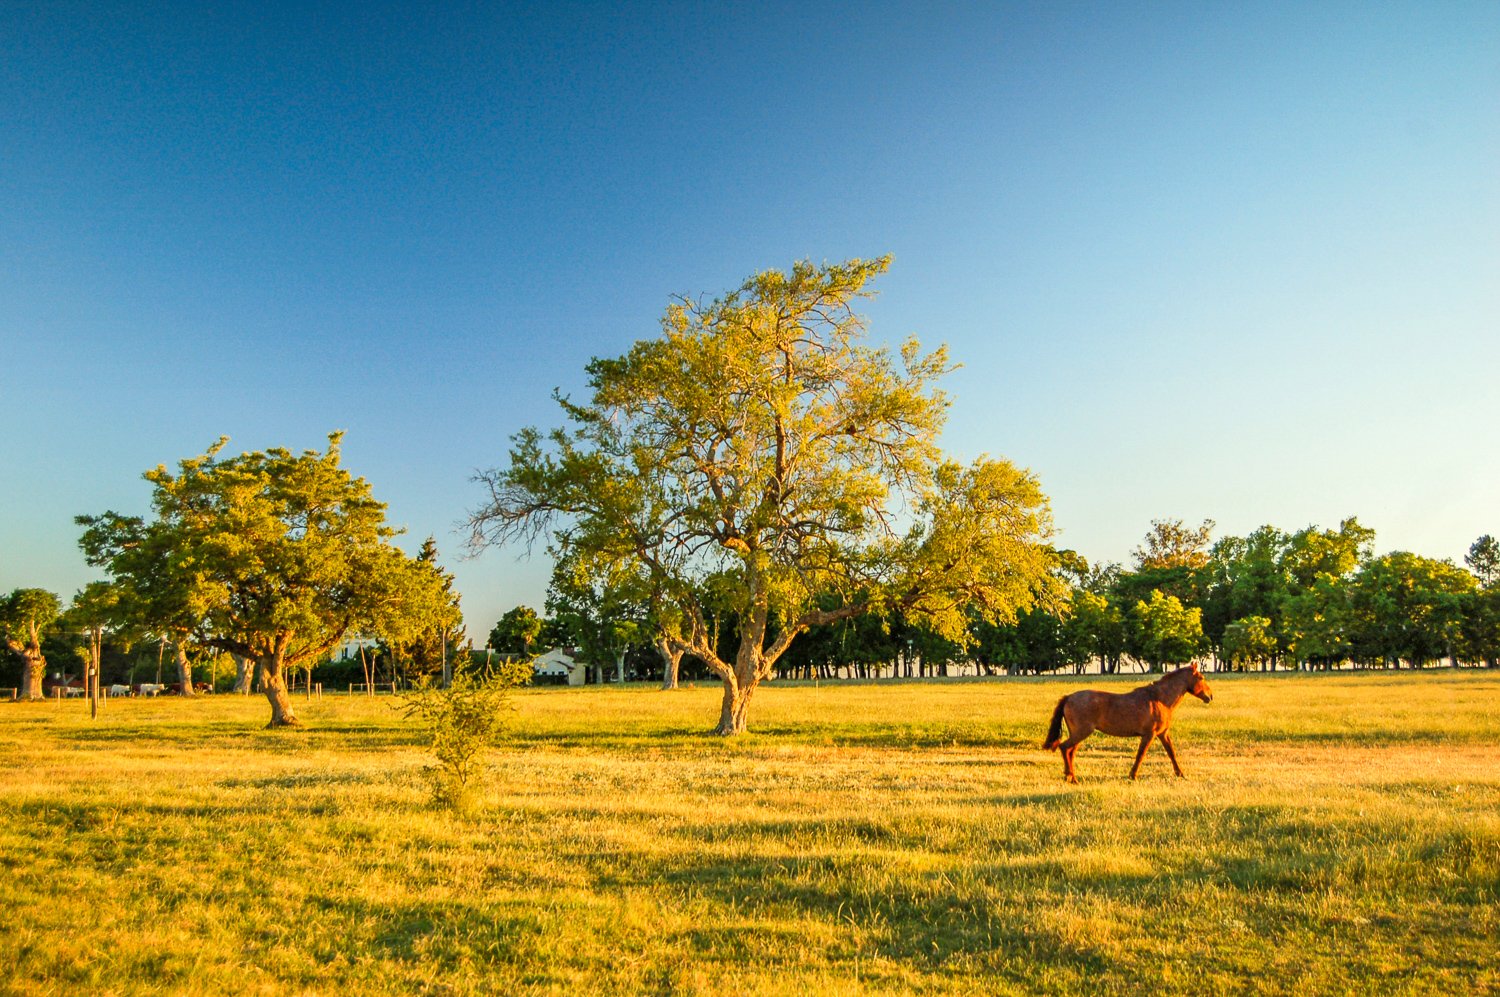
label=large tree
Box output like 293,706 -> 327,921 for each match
78,434 -> 455,727
1,589 -> 61,700
469,257 -> 1057,734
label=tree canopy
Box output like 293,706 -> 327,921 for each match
469,257 -> 1058,733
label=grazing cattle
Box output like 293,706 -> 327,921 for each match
1043,663 -> 1214,782
108,684 -> 132,697
136,683 -> 166,697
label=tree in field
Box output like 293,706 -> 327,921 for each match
1200,526 -> 1290,654
468,257 -> 1057,734
1,589 -> 61,700
1129,589 -> 1204,670
78,434 -> 456,727
488,605 -> 543,657
1281,575 -> 1351,669
1060,589 -> 1126,674
60,581 -> 123,718
1462,586 -> 1500,667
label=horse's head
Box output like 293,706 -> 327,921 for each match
1187,662 -> 1213,703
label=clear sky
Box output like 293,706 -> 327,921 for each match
3,2 -> 1497,639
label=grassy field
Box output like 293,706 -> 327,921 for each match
1,671 -> 1497,995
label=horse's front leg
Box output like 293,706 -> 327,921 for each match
1128,731 -> 1154,779
1159,731 -> 1185,778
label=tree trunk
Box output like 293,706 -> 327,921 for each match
657,638 -> 683,691
175,641 -> 197,696
232,654 -> 253,694
259,654 -> 300,727
89,632 -> 101,720
18,647 -> 45,700
714,677 -> 753,736
615,649 -> 626,684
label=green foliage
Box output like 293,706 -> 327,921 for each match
1,588 -> 62,697
488,605 -> 543,655
398,667 -> 524,812
381,537 -> 467,682
0,588 -> 60,652
545,558 -> 648,681
1128,589 -> 1204,669
1222,615 -> 1278,670
1466,535 -> 1500,589
1061,589 -> 1126,673
1345,552 -> 1475,666
1132,518 -> 1215,571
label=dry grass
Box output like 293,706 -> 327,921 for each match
1,671 -> 1497,994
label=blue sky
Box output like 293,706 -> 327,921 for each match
3,2 -> 1497,638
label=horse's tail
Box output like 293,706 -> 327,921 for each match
1043,695 -> 1069,751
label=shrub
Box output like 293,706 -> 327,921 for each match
397,666 -> 526,813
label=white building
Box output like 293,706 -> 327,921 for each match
532,648 -> 588,686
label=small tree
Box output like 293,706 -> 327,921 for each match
1,589 -> 61,700
1133,519 -> 1215,571
546,557 -> 649,684
399,665 -> 527,813
384,537 -> 467,686
60,581 -> 124,717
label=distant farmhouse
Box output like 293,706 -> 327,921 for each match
531,648 -> 587,686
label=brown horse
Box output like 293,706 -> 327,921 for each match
1043,663 -> 1214,783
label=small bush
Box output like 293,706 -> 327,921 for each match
398,666 -> 526,813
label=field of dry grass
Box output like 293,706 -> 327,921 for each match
1,670 -> 1496,994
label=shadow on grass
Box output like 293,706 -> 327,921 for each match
650,849 -> 1128,980
304,892 -> 549,973
48,722 -> 423,753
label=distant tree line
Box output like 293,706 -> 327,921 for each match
481,520 -> 1500,682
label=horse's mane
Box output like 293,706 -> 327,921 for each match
1149,666 -> 1197,690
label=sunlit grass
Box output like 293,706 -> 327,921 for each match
1,671 -> 1497,994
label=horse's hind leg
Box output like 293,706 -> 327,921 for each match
1128,732 -> 1155,780
1060,739 -> 1082,783
1160,731 -> 1185,777
1059,724 -> 1090,784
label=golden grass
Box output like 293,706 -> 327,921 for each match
1,671 -> 1497,995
